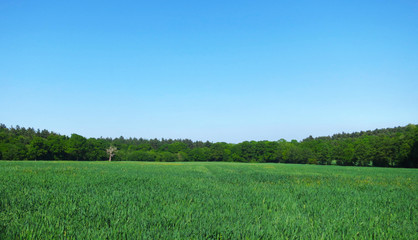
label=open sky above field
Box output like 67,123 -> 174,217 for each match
1,0 -> 417,143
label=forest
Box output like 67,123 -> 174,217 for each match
0,123 -> 417,168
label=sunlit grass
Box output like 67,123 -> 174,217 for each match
0,161 -> 416,239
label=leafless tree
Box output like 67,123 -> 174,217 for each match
106,146 -> 118,162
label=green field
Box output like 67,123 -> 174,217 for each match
0,162 -> 416,239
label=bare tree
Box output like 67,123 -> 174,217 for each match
106,146 -> 118,162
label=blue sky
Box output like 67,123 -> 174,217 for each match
1,0 -> 417,143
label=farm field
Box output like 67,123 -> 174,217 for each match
0,162 -> 416,239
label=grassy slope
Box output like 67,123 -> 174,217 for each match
0,161 -> 416,239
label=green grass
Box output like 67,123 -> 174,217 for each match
0,161 -> 416,239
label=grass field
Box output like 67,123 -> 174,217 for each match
0,161 -> 416,239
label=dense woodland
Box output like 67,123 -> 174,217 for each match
0,123 -> 417,167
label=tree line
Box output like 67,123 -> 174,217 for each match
0,123 -> 417,167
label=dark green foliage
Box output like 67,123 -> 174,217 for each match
188,148 -> 211,162
85,138 -> 108,161
0,123 -> 417,168
27,137 -> 49,160
156,151 -> 177,162
47,135 -> 68,160
127,150 -> 158,161
0,162 -> 416,239
66,134 -> 88,161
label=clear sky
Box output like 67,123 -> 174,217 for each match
1,0 -> 417,143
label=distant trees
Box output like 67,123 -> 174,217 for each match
67,134 -> 87,161
27,137 -> 48,160
0,123 -> 417,168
